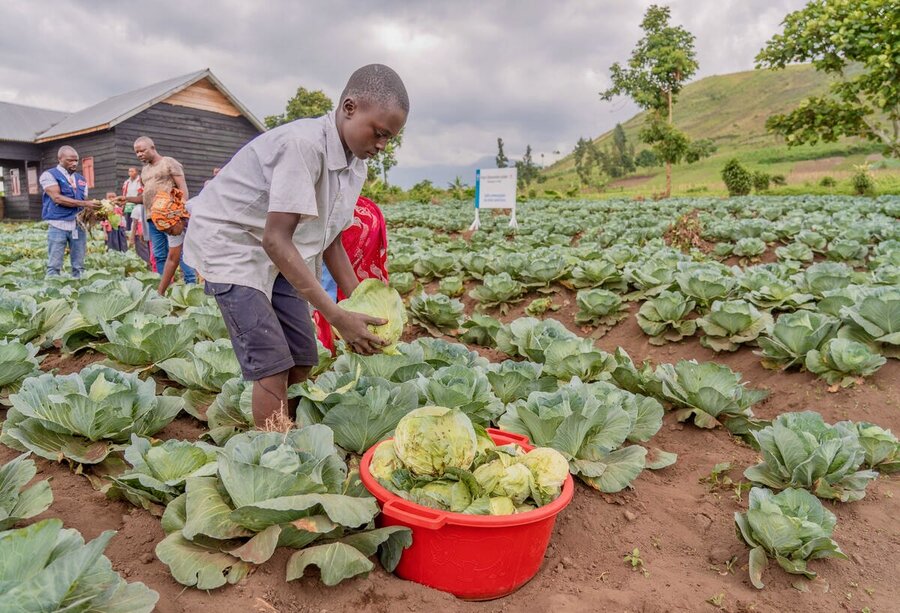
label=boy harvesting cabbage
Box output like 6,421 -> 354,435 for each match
184,64 -> 408,427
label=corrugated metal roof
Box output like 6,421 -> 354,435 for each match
34,69 -> 265,142
36,70 -> 209,141
0,101 -> 68,142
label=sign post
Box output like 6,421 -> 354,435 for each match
469,168 -> 518,231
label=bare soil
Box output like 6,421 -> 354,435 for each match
3,291 -> 898,613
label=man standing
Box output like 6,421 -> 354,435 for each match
40,145 -> 97,278
123,136 -> 196,283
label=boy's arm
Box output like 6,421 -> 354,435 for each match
157,244 -> 181,295
263,211 -> 385,354
322,235 -> 360,298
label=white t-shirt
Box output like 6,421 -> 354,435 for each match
182,111 -> 366,299
124,177 -> 142,198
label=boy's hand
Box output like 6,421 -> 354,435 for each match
332,310 -> 387,355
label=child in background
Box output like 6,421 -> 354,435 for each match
102,192 -> 128,252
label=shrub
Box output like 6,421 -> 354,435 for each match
851,163 -> 875,196
819,176 -> 836,188
721,159 -> 752,196
752,171 -> 770,193
770,174 -> 787,186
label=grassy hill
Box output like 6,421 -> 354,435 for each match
541,64 -> 899,197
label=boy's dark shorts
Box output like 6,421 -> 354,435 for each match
204,274 -> 319,381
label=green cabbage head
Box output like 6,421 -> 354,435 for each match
735,487 -> 846,589
339,279 -> 407,354
805,338 -> 886,387
521,447 -> 570,504
369,440 -> 404,483
393,406 -> 477,477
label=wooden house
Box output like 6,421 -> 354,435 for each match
0,69 -> 264,219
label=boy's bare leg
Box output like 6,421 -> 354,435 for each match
252,366 -> 312,428
252,370 -> 289,428
287,365 -> 311,416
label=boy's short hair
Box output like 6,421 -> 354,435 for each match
340,64 -> 409,114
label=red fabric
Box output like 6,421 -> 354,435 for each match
336,196 -> 389,300
315,196 -> 389,353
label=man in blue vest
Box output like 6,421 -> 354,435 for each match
39,145 -> 98,278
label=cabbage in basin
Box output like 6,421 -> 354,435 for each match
392,406 -> 477,477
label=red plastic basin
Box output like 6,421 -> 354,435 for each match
360,428 -> 574,600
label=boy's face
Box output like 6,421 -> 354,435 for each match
339,97 -> 406,161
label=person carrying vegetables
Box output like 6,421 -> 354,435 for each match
148,189 -> 190,296
39,145 -> 99,279
183,64 -> 408,427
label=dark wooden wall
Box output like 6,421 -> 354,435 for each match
4,101 -> 261,219
0,142 -> 43,219
39,130 -> 118,198
0,159 -> 37,219
115,103 -> 261,197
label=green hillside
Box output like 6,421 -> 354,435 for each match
542,64 -> 898,197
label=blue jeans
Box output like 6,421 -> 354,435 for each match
47,225 -> 87,278
148,220 -> 196,283
321,264 -> 338,300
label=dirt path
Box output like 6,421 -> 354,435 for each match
608,174 -> 655,189
3,293 -> 898,612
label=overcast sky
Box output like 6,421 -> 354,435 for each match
1,0 -> 807,187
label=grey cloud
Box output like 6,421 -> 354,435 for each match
1,0 -> 808,186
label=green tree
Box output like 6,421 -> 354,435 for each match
684,138 -> 717,163
496,137 -> 509,168
757,0 -> 899,157
265,86 -> 334,128
408,179 -> 438,204
639,115 -> 689,171
573,137 -> 598,185
367,128 -> 404,187
515,145 -> 540,188
612,124 -> 636,174
600,4 -> 699,196
447,176 -> 468,200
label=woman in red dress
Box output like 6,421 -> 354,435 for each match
314,196 -> 389,352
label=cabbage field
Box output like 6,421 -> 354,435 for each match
0,194 -> 898,613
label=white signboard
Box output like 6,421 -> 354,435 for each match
469,168 -> 518,231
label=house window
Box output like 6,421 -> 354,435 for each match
81,157 -> 95,188
26,166 -> 38,195
9,168 -> 21,196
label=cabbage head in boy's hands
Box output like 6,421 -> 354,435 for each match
338,278 -> 407,354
